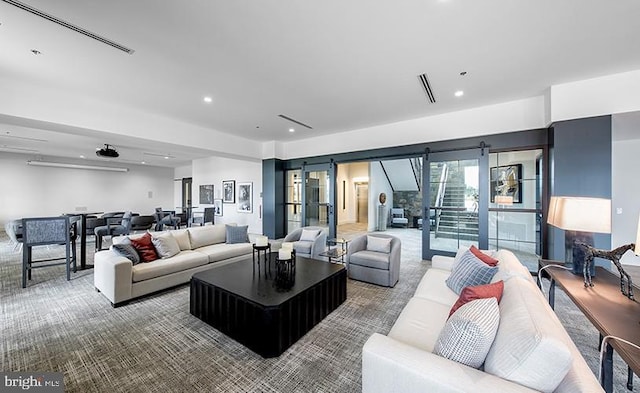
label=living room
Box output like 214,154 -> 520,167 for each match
2,1 -> 640,392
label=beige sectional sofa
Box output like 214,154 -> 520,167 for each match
94,224 -> 252,306
362,249 -> 604,393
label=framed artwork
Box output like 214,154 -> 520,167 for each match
222,180 -> 235,204
213,199 -> 223,216
199,184 -> 214,204
490,164 -> 523,203
237,182 -> 253,213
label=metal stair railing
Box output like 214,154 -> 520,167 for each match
434,164 -> 448,236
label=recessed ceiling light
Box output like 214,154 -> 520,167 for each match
289,128 -> 295,133
79,155 -> 85,159
454,90 -> 464,97
30,49 -> 41,55
164,156 -> 169,159
203,96 -> 212,103
141,161 -> 146,164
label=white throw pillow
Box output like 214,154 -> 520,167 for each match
433,297 -> 500,369
151,233 -> 181,259
188,224 -> 227,249
171,230 -> 191,251
366,236 -> 392,253
299,228 -> 320,242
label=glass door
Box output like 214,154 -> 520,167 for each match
423,149 -> 488,260
301,162 -> 336,238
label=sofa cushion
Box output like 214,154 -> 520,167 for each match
388,297 -> 451,352
171,229 -> 191,251
131,250 -> 209,282
366,235 -> 391,253
449,280 -> 504,317
112,243 -> 141,265
349,251 -> 390,270
195,242 -> 253,263
130,233 -> 159,262
152,232 -> 181,259
188,224 -> 227,249
446,250 -> 498,294
226,224 -> 249,244
484,277 -> 572,392
491,249 -> 534,284
293,241 -> 313,255
434,297 -> 500,369
469,245 -> 499,266
299,228 -> 320,241
413,268 -> 459,307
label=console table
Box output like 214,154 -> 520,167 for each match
538,259 -> 640,393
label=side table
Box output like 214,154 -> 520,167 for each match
253,243 -> 271,275
320,238 -> 350,265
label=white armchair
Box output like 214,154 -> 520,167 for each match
283,226 -> 328,260
347,233 -> 401,287
390,208 -> 408,228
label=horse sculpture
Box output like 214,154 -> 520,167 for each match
577,242 -> 636,300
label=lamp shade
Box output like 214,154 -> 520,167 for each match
547,196 -> 611,234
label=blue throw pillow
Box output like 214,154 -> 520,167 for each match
446,250 -> 498,295
112,243 -> 141,265
226,225 -> 249,244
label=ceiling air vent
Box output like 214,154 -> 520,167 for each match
2,0 -> 135,54
417,73 -> 436,104
278,114 -> 313,130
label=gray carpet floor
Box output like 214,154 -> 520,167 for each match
1,231 -> 637,393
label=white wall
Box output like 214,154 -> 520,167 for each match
191,156 -> 262,234
612,113 -> 640,265
278,96 -> 546,159
551,70 -> 640,123
0,152 -> 174,226
369,161 -> 394,232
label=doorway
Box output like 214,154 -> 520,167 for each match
423,149 -> 488,260
301,162 -> 336,238
356,183 -> 369,225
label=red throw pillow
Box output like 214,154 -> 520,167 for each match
130,233 -> 158,262
449,280 -> 504,318
470,245 -> 499,267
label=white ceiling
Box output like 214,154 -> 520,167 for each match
1,0 -> 640,166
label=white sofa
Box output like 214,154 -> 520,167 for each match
94,224 -> 253,306
362,249 -> 604,393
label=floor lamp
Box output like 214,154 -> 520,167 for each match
547,196 -> 636,299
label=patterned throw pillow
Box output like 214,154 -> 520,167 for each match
226,225 -> 249,244
449,280 -> 504,317
130,232 -> 159,262
112,243 -> 141,265
152,233 -> 181,259
446,250 -> 498,294
470,245 -> 499,266
299,228 -> 320,242
434,297 -> 500,369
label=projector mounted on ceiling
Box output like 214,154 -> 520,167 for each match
96,144 -> 119,158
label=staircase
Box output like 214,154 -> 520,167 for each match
431,163 -> 479,241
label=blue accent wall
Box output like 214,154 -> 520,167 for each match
548,115 -> 612,261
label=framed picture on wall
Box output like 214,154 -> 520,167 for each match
199,184 -> 214,204
237,182 -> 253,213
222,180 -> 235,203
490,164 -> 523,203
213,199 -> 223,216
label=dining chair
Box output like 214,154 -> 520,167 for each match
94,211 -> 133,251
22,216 -> 77,288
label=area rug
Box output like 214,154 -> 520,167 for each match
0,233 -> 636,392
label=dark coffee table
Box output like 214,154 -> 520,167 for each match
190,253 -> 347,358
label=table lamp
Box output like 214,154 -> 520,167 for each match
548,196 -> 636,299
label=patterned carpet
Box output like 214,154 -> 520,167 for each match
0,231 -> 637,393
